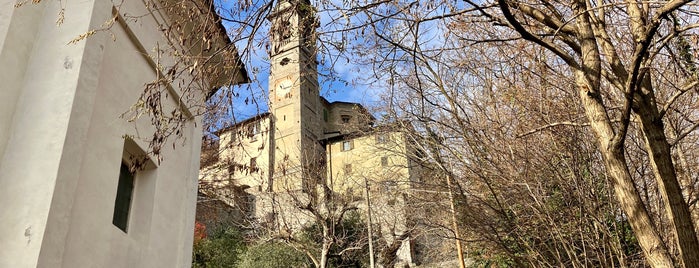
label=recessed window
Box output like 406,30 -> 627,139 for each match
342,141 -> 352,151
280,20 -> 292,40
383,181 -> 398,192
113,162 -> 135,232
248,122 -> 260,141
344,164 -> 352,174
341,115 -> 351,124
376,134 -> 388,144
228,161 -> 236,173
250,157 -> 258,173
280,57 -> 290,66
381,156 -> 388,166
323,109 -> 328,122
273,20 -> 292,53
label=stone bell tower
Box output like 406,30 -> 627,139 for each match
267,0 -> 322,191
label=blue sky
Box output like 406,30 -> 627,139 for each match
213,0 -> 382,122
210,0 -> 454,128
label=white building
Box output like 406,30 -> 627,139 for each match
0,0 -> 246,266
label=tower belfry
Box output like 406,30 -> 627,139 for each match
267,0 -> 322,191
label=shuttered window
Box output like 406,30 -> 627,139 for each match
112,162 -> 135,232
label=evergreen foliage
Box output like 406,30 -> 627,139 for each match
192,225 -> 247,268
236,242 -> 311,268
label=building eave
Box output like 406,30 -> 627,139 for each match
214,112 -> 272,136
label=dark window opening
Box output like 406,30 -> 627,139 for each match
272,20 -> 292,53
250,157 -> 258,173
323,109 -> 328,122
280,57 -> 290,66
280,20 -> 292,40
341,115 -> 351,124
113,162 -> 135,232
381,156 -> 389,166
344,164 -> 352,174
228,161 -> 236,173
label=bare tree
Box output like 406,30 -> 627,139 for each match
465,1 -> 699,266
207,0 -> 699,265
319,0 -> 699,266
53,0 -> 699,265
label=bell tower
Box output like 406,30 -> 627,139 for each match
267,0 -> 322,191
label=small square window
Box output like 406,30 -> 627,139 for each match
342,141 -> 352,151
344,164 -> 352,174
113,162 -> 135,232
383,181 -> 398,192
381,156 -> 388,166
376,134 -> 388,144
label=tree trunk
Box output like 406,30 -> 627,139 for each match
576,72 -> 674,268
633,85 -> 699,268
320,226 -> 331,268
601,147 -> 674,268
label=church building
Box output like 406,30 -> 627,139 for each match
0,0 -> 246,266
199,0 -> 421,266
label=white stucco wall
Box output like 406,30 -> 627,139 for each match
0,0 -> 238,266
0,1 -> 103,266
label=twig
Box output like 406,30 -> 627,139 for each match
517,121 -> 590,138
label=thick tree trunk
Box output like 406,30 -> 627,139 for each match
601,147 -> 674,268
633,86 -> 699,268
576,72 -> 674,268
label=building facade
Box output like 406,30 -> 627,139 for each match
199,0 -> 421,265
0,0 -> 246,266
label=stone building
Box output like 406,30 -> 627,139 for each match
0,0 -> 246,266
199,0 -> 421,265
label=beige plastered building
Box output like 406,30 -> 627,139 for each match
199,0 -> 422,265
0,0 -> 246,266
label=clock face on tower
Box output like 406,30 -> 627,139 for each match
276,79 -> 293,97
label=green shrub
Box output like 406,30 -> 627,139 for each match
236,242 -> 312,268
192,226 -> 246,268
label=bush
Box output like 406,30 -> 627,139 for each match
236,242 -> 312,268
192,225 -> 246,268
